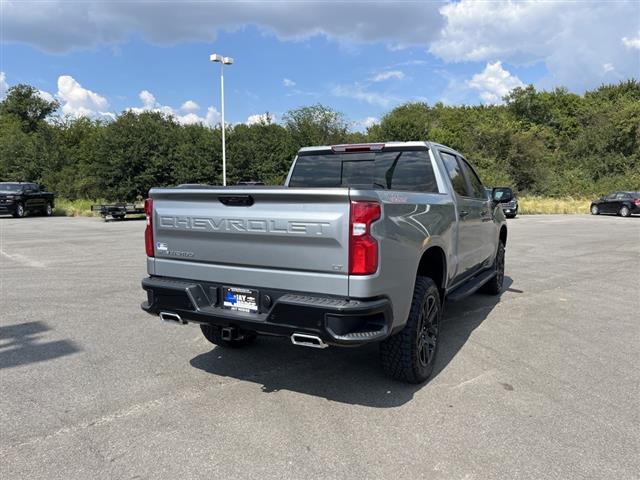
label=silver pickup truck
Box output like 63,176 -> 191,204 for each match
141,142 -> 507,383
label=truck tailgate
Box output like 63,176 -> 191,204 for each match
150,187 -> 350,276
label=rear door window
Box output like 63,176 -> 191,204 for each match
440,151 -> 470,197
459,158 -> 486,199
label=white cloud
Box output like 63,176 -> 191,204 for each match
180,100 -> 199,113
602,63 -> 615,73
56,75 -> 113,119
331,84 -> 397,107
283,78 -> 296,87
622,32 -> 640,50
129,90 -> 220,126
2,1 -> 444,53
36,89 -> 55,103
0,72 -> 9,98
468,61 -> 524,105
246,113 -> 275,125
370,70 -> 405,82
431,0 -> 640,91
360,116 -> 379,128
139,90 -> 157,109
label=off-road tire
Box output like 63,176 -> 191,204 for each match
481,241 -> 505,295
200,324 -> 256,348
380,276 -> 441,384
12,202 -> 26,218
619,206 -> 631,217
591,204 -> 599,215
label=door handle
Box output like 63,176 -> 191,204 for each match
459,210 -> 469,218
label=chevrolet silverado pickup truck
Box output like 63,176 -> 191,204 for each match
141,142 -> 507,383
0,182 -> 55,218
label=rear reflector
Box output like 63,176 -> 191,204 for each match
349,201 -> 381,275
332,143 -> 384,153
145,198 -> 154,257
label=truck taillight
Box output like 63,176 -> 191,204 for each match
145,198 -> 154,257
349,201 -> 381,275
634,198 -> 640,206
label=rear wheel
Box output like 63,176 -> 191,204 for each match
380,277 -> 441,384
619,205 -> 631,217
200,324 -> 256,348
591,204 -> 599,215
481,241 -> 505,295
44,202 -> 53,216
12,202 -> 25,218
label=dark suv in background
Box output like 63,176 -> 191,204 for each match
0,182 -> 55,218
492,187 -> 518,218
591,192 -> 640,217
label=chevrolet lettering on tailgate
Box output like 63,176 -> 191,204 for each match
159,216 -> 331,236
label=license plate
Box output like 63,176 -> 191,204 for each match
222,287 -> 258,313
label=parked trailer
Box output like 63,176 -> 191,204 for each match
91,203 -> 145,221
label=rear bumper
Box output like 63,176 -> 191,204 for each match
141,276 -> 393,346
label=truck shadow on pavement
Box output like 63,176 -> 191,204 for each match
0,321 -> 81,370
190,277 -> 517,408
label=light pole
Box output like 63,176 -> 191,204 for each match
209,53 -> 234,186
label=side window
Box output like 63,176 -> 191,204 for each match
459,158 -> 486,199
606,193 -> 617,200
440,151 -> 470,197
374,151 -> 438,193
616,193 -> 629,200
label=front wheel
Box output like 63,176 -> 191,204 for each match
591,204 -> 599,215
12,203 -> 26,218
481,241 -> 505,295
619,206 -> 631,217
200,324 -> 256,348
380,277 -> 441,384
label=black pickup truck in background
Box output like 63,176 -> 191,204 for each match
0,182 -> 55,218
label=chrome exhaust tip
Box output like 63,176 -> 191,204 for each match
160,312 -> 186,325
290,333 -> 328,349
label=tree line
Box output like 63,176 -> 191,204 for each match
1,80 -> 638,201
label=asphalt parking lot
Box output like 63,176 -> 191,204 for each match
1,214 -> 638,479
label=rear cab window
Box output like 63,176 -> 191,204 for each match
289,148 -> 439,193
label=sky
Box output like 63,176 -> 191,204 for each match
1,1 -> 639,130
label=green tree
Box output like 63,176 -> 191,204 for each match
227,122 -> 296,185
0,84 -> 60,133
94,111 -> 181,200
372,102 -> 432,142
283,104 -> 349,148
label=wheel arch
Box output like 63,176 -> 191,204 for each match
416,246 -> 447,299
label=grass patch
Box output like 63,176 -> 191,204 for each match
518,196 -> 591,215
54,198 -> 105,217
53,196 -> 592,217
